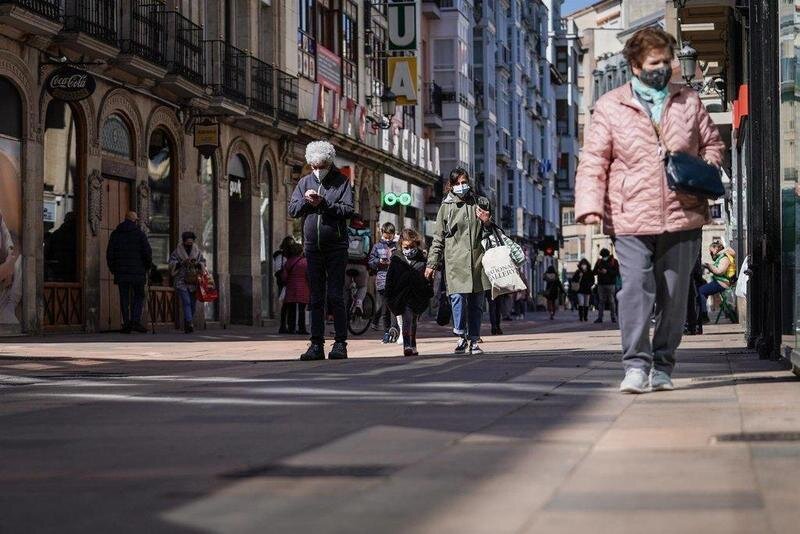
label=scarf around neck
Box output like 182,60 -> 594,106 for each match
631,76 -> 669,124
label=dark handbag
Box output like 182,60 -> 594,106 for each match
650,120 -> 724,200
665,151 -> 725,200
436,287 -> 451,326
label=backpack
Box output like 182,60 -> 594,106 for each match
348,228 -> 371,261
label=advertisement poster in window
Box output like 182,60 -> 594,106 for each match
0,135 -> 23,329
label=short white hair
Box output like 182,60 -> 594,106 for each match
305,141 -> 336,167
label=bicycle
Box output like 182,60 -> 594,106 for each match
345,268 -> 375,335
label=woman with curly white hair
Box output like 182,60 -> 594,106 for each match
289,140 -> 355,361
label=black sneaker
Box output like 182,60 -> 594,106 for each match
328,341 -> 348,360
454,338 -> 469,354
184,321 -> 194,334
594,318 -> 603,324
120,323 -> 132,334
300,344 -> 325,361
131,322 -> 148,333
469,341 -> 484,355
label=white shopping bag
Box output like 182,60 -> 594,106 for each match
482,245 -> 527,299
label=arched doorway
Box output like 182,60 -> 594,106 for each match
0,77 -> 23,333
98,113 -> 136,331
259,160 -> 273,320
43,100 -> 83,328
200,154 -> 218,321
147,128 -> 178,326
228,153 -> 253,324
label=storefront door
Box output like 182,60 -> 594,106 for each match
98,178 -> 131,331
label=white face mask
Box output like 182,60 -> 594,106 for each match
402,247 -> 415,257
452,184 -> 470,196
313,167 -> 330,181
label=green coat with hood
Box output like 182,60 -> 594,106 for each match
427,191 -> 492,295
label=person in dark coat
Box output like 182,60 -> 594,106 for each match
288,141 -> 355,361
543,266 -> 564,320
106,211 -> 152,333
571,258 -> 595,322
685,254 -> 705,335
593,248 -> 620,323
385,228 -> 433,356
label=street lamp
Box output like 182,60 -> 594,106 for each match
677,41 -> 698,86
366,88 -> 397,130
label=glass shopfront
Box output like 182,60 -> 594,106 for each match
779,1 -> 800,351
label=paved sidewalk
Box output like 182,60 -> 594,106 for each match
1,317 -> 798,533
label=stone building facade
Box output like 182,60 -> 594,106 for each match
0,0 -> 438,336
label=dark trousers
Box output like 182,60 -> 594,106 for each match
286,303 -> 307,333
686,281 -> 700,329
118,281 -> 145,326
306,247 -> 348,344
486,291 -> 501,330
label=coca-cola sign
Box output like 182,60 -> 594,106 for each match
45,66 -> 96,102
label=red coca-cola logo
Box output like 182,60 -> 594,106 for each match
45,66 -> 96,102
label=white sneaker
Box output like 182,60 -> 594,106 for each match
650,369 -> 675,391
619,368 -> 649,394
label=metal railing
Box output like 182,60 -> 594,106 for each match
424,82 -> 443,117
163,11 -> 203,85
63,0 -> 116,44
120,1 -> 167,66
277,69 -> 298,121
204,40 -> 247,103
0,0 -> 61,21
250,57 -> 275,115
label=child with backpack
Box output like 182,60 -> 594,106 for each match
385,228 -> 433,356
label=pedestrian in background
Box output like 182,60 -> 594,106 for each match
368,222 -> 399,342
281,242 -> 309,335
699,241 -> 736,321
385,228 -> 432,356
106,211 -> 152,333
593,248 -> 619,324
575,27 -> 724,393
288,140 -> 355,361
685,254 -> 704,335
274,236 -> 296,334
571,259 -> 594,322
543,266 -> 563,320
426,167 -> 493,355
169,231 -> 206,334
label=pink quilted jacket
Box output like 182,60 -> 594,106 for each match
575,82 -> 725,236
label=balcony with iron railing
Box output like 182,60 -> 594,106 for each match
424,82 -> 443,129
63,0 -> 116,45
163,10 -> 203,86
0,0 -> 61,21
250,57 -> 274,116
204,40 -> 247,105
120,1 -> 167,67
277,69 -> 299,122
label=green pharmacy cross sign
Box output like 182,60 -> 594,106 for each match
383,191 -> 413,207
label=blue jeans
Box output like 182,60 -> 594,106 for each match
698,280 -> 726,313
177,287 -> 197,324
450,292 -> 483,342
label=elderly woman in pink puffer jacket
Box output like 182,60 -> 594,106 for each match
575,27 -> 725,394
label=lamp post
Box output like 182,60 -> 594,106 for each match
367,88 -> 397,130
677,41 -> 698,86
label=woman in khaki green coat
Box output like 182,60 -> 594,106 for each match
426,168 -> 493,355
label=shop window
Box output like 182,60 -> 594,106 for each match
148,129 -> 175,284
43,101 -> 80,284
0,76 -> 23,331
101,114 -> 133,159
200,155 -> 217,320
260,161 -> 273,320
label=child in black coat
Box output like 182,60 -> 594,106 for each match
385,228 -> 433,356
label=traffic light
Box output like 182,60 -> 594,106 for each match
539,235 -> 559,257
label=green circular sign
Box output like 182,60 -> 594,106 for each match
384,192 -> 398,206
398,192 -> 412,206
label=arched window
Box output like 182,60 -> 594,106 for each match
200,154 -> 217,320
148,129 -> 175,284
228,152 -> 252,324
101,114 -> 133,159
0,76 -> 23,330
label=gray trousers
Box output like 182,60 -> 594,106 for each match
614,229 -> 701,374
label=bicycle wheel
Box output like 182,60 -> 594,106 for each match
348,292 -> 375,336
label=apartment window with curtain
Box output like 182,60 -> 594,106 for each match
341,0 -> 358,100
369,18 -> 387,107
298,0 -> 316,79
317,0 -> 335,51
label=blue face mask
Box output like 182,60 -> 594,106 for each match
452,184 -> 470,197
